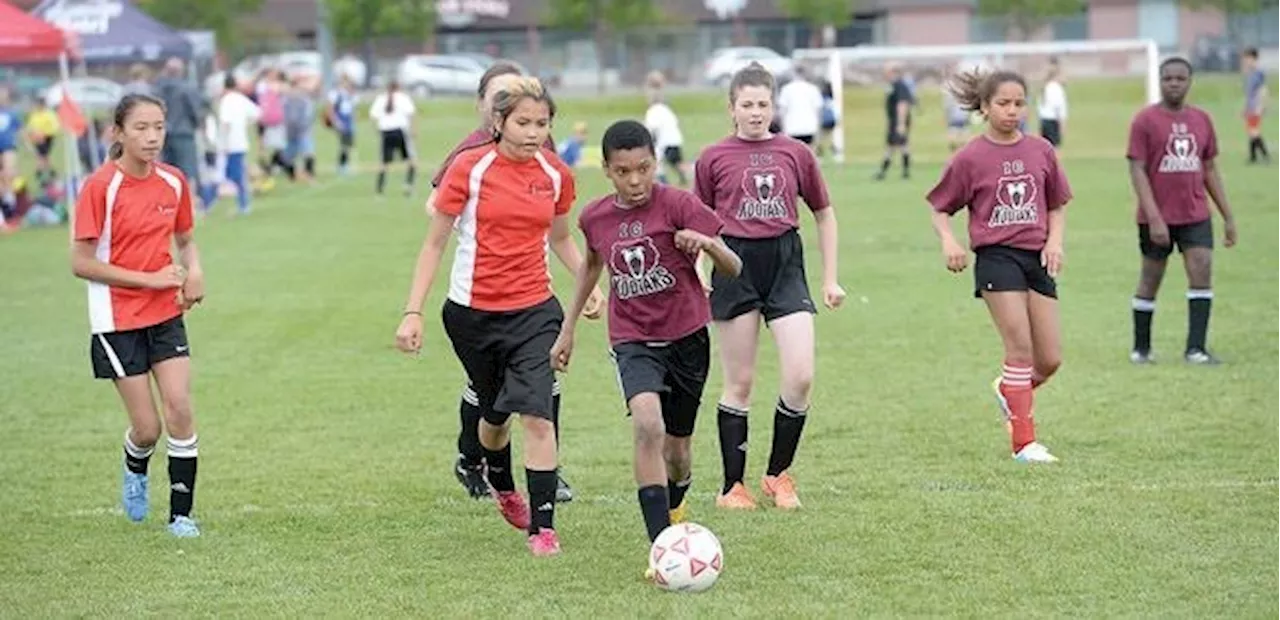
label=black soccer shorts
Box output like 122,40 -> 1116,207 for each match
973,245 -> 1058,299
1138,219 -> 1213,261
710,229 -> 816,323
90,315 -> 190,380
610,327 -> 710,438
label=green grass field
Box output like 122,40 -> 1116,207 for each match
1,74 -> 1276,617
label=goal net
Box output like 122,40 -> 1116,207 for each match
792,39 -> 1159,162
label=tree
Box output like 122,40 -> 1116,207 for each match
136,0 -> 264,56
975,0 -> 1085,41
776,0 -> 854,47
1176,0 -> 1269,11
544,0 -> 667,92
326,0 -> 435,83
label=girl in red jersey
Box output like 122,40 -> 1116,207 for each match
396,77 -> 580,557
425,62 -> 602,503
71,94 -> 206,536
695,63 -> 846,511
927,69 -> 1073,463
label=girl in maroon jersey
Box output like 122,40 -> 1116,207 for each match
694,63 -> 846,510
926,69 -> 1073,463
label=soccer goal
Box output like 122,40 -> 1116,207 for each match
793,39 -> 1160,162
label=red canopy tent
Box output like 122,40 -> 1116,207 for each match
0,0 -> 69,63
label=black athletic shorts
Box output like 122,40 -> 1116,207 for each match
610,327 -> 710,438
1139,219 -> 1213,260
662,146 -> 683,166
339,132 -> 354,149
973,245 -> 1057,299
380,129 -> 412,164
886,128 -> 909,147
34,137 -> 54,158
1040,119 -> 1062,147
90,315 -> 190,379
791,135 -> 815,145
441,297 -> 563,424
710,229 -> 816,322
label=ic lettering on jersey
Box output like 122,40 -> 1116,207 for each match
155,202 -> 177,218
609,226 -> 677,300
989,159 -> 1039,228
529,180 -> 556,199
1158,122 -> 1201,173
736,163 -> 788,221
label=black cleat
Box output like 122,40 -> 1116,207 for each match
454,455 -> 491,499
555,470 -> 574,504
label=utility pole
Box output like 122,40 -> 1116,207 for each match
316,0 -> 336,92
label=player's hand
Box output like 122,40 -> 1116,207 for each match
1147,219 -> 1171,247
1223,217 -> 1238,248
942,239 -> 968,273
149,265 -> 187,289
582,286 -> 606,320
550,331 -> 574,372
698,269 -> 713,296
396,312 -> 423,355
822,281 -> 846,309
673,229 -> 712,254
1041,242 -> 1065,278
178,270 -> 205,310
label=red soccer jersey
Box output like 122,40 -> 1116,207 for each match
431,127 -> 556,188
693,134 -> 830,239
74,161 -> 194,334
579,184 -> 724,346
436,145 -> 575,312
927,134 -> 1072,252
1126,104 -> 1218,226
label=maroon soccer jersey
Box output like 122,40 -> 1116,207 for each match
1126,104 -> 1218,226
693,135 -> 830,239
431,127 -> 557,188
927,135 -> 1072,252
579,184 -> 724,346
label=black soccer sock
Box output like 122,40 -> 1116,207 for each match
457,386 -> 483,466
1258,137 -> 1271,161
1249,138 -> 1260,162
638,484 -> 671,542
1186,289 -> 1213,353
717,403 -> 749,494
669,475 -> 691,510
901,152 -> 911,177
766,399 -> 808,476
376,170 -> 387,194
304,156 -> 315,177
1132,297 -> 1155,353
166,435 -> 198,521
405,165 -> 417,188
123,429 -> 153,475
338,149 -> 349,169
482,442 -> 515,492
527,468 -> 557,534
551,381 -> 562,448
878,157 -> 891,175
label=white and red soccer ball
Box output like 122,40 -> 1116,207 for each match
648,522 -> 723,592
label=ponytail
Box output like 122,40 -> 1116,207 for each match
109,140 -> 123,160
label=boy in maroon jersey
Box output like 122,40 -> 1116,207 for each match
694,63 -> 846,511
422,62 -> 601,502
551,120 -> 741,554
1126,57 -> 1237,365
927,69 -> 1072,463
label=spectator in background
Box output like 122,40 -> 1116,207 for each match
558,121 -> 587,168
122,63 -> 153,96
25,98 -> 59,172
777,65 -> 824,149
1241,47 -> 1270,164
255,69 -> 290,186
326,74 -> 357,175
284,76 -> 317,182
216,72 -> 261,215
816,80 -> 840,160
1038,59 -> 1068,148
154,58 -> 206,203
0,86 -> 21,220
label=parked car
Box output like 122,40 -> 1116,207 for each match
45,77 -> 123,111
396,54 -> 487,98
703,46 -> 794,87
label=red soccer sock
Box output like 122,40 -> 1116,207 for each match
1001,361 -> 1036,453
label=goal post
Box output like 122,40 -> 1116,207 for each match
793,39 -> 1160,162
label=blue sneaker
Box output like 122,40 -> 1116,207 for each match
168,516 -> 200,538
122,468 -> 149,522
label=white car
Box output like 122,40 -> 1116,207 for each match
396,54 -> 487,98
703,46 -> 794,87
45,77 -> 123,111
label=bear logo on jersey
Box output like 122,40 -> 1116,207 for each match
1158,122 -> 1201,173
736,165 -> 788,221
610,237 -> 677,300
988,173 -> 1039,227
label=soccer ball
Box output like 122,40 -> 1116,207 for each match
648,522 -> 723,592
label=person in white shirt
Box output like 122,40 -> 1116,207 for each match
216,73 -> 261,214
1038,60 -> 1068,148
776,66 -> 825,149
369,80 -> 417,196
643,71 -> 690,186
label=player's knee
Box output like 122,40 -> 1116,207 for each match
131,424 -> 162,448
664,439 -> 692,478
721,370 -> 754,406
1035,355 -> 1062,380
522,416 -> 555,444
780,368 -> 813,406
162,392 -> 194,433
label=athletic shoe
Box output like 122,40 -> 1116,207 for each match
454,455 -> 490,500
715,482 -> 758,510
122,467 -> 148,523
1013,442 -> 1059,463
527,529 -> 561,556
761,472 -> 802,510
167,516 -> 200,538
